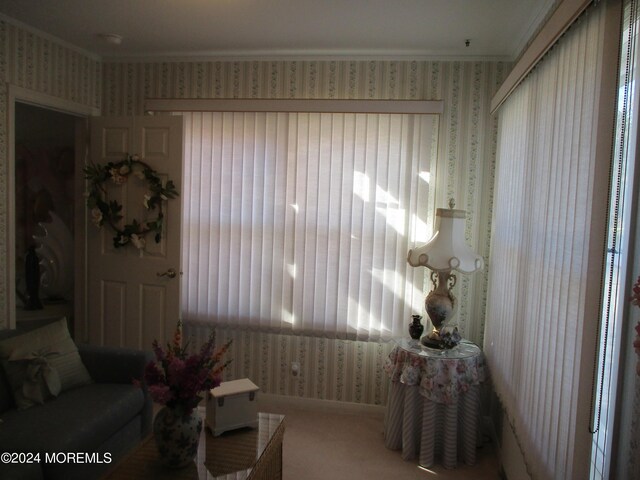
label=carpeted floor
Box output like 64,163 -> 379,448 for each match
258,395 -> 501,480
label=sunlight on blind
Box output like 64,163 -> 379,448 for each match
484,4 -> 609,479
181,112 -> 437,341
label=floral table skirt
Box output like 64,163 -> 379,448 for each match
382,340 -> 487,468
383,382 -> 480,468
383,341 -> 487,405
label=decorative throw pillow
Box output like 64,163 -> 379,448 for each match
0,317 -> 92,409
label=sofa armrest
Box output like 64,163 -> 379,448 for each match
77,344 -> 154,437
77,344 -> 152,385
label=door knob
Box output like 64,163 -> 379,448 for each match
157,268 -> 177,279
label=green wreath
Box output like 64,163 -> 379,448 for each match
85,154 -> 179,249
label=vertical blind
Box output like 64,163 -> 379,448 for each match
484,3 -> 611,479
181,111 -> 437,341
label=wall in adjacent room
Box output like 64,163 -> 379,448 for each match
14,103 -> 76,305
0,19 -> 102,330
103,59 -> 507,404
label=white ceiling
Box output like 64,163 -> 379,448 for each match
0,0 -> 554,60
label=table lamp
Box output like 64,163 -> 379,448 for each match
407,199 -> 484,348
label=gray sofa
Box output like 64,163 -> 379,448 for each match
0,321 -> 153,480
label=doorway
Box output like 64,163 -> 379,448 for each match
6,85 -> 94,335
14,102 -> 77,328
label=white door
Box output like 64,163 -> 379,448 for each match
86,116 -> 183,349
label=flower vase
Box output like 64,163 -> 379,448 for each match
153,406 -> 202,468
409,315 -> 424,340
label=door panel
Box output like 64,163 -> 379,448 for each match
87,116 -> 183,349
139,284 -> 167,347
101,280 -> 125,346
103,128 -> 130,157
142,127 -> 170,157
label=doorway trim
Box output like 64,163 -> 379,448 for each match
7,84 -> 99,332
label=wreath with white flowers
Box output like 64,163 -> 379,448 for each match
84,154 -> 179,249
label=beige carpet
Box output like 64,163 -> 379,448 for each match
258,395 -> 500,480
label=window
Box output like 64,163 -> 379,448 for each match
484,3 -> 617,477
181,111 -> 438,341
590,0 -> 639,477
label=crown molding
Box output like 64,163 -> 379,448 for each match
103,51 -> 513,63
0,13 -> 102,61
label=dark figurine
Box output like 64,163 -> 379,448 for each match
25,245 -> 43,310
409,314 -> 424,340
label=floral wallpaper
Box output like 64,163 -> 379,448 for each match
0,20 -> 102,329
101,58 -> 508,347
0,16 -> 507,405
1,23 -> 101,106
1,16 -> 639,476
104,58 -> 509,404
186,321 -> 392,405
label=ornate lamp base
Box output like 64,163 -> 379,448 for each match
423,270 -> 461,349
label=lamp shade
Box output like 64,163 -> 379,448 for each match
407,207 -> 484,274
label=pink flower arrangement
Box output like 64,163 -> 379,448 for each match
631,276 -> 640,376
143,320 -> 232,414
631,275 -> 640,307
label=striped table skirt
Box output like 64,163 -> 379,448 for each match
383,382 -> 480,469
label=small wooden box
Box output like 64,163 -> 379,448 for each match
206,378 -> 260,436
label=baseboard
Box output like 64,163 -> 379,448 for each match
483,415 -> 506,479
258,393 -> 386,417
483,414 -> 499,448
499,414 -> 531,480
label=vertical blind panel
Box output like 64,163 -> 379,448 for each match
484,5 -> 606,479
181,111 -> 436,341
